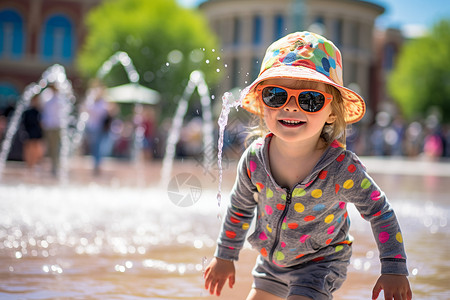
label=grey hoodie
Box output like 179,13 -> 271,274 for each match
215,134 -> 408,275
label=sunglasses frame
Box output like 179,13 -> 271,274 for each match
257,84 -> 333,114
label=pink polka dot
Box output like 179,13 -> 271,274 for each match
259,232 -> 268,240
379,232 -> 389,243
339,201 -> 346,209
327,226 -> 335,235
300,235 -> 310,243
265,205 -> 273,215
395,254 -> 404,259
371,190 -> 381,201
249,161 -> 257,172
281,242 -> 286,248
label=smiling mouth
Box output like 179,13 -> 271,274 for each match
279,120 -> 306,127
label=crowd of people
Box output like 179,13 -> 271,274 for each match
0,88 -> 449,178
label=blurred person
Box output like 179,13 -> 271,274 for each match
84,84 -> 114,175
204,31 -> 411,300
141,107 -> 157,161
41,83 -> 63,176
22,94 -> 44,169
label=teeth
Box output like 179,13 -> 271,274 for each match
282,120 -> 301,124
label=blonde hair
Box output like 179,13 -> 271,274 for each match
245,81 -> 347,148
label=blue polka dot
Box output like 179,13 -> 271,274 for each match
313,204 -> 326,211
322,57 -> 330,72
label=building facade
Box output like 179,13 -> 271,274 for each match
200,0 -> 385,120
0,0 -> 101,109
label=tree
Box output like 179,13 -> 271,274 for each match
77,0 -> 221,119
388,19 -> 450,123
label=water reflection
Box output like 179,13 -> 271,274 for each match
0,164 -> 449,299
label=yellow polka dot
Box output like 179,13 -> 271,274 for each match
343,179 -> 354,189
396,232 -> 403,243
294,203 -> 305,213
311,189 -> 322,198
266,224 -> 272,233
266,188 -> 273,198
325,214 -> 334,223
242,223 -> 249,230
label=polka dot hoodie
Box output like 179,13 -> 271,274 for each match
215,134 -> 408,275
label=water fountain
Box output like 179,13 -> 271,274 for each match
72,51 -> 145,160
160,70 -> 215,187
0,64 -> 75,182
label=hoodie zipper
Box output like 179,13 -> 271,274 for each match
269,188 -> 292,263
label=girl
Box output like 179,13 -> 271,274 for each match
204,32 -> 412,300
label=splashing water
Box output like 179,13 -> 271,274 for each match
0,64 -> 75,182
160,70 -> 214,187
216,92 -> 241,207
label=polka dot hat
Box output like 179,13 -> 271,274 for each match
240,31 -> 366,124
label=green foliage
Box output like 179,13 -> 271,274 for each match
388,19 -> 450,122
77,0 -> 221,119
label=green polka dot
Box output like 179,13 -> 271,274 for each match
276,251 -> 285,261
335,245 -> 344,252
282,222 -> 287,230
324,42 -> 334,55
293,188 -> 306,197
266,188 -> 274,198
281,194 -> 286,201
361,178 -> 371,189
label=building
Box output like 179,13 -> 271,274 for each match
200,0 -> 385,120
0,0 -> 101,109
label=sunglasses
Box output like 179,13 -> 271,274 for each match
257,85 -> 333,113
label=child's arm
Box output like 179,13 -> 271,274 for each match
372,274 -> 412,300
204,257 -> 235,296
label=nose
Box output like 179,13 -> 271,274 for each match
283,96 -> 299,112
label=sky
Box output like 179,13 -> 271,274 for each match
177,0 -> 450,38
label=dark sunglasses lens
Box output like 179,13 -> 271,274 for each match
298,91 -> 325,112
262,87 -> 288,108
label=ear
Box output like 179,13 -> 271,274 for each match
326,113 -> 337,124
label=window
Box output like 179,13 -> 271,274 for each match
383,43 -> 396,71
0,9 -> 24,59
41,14 -> 75,62
274,15 -> 284,40
253,15 -> 262,46
0,82 -> 19,108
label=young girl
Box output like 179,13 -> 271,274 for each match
204,32 -> 412,300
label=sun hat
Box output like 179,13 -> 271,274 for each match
240,31 -> 365,124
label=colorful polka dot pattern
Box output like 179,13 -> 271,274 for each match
239,31 -> 366,124
218,138 -> 407,271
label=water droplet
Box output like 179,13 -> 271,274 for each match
216,69 -> 220,73
205,60 -> 210,64
224,64 -> 228,68
166,62 -> 170,67
217,56 -> 221,60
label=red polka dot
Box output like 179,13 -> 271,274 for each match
335,184 -> 340,194
276,203 -> 285,210
348,164 -> 356,173
304,215 -> 315,222
230,217 -> 240,224
261,248 -> 267,257
288,223 -> 299,229
319,170 -> 328,180
226,231 -> 236,239
336,154 -> 345,162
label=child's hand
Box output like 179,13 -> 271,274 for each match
372,274 -> 412,300
204,257 -> 235,296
